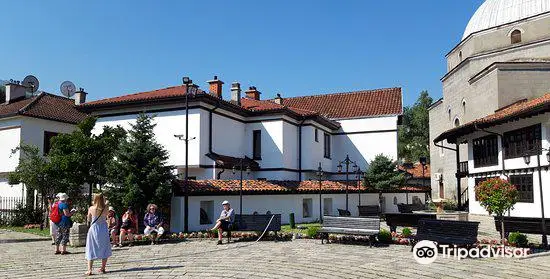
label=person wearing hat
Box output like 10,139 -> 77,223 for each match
210,200 -> 235,245
55,193 -> 75,255
106,206 -> 119,246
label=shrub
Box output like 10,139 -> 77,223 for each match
402,227 -> 412,238
9,203 -> 42,227
508,232 -> 528,248
378,229 -> 392,244
306,226 -> 321,238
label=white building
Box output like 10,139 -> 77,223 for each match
429,0 -> 550,206
80,77 -> 418,231
0,82 -> 87,202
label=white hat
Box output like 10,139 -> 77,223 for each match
222,200 -> 229,205
108,206 -> 115,212
58,193 -> 69,201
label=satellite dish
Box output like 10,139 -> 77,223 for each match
22,75 -> 39,93
60,81 -> 76,97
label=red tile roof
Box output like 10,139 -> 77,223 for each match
0,93 -> 87,124
398,163 -> 430,179
281,88 -> 403,119
174,180 -> 429,195
82,85 -> 191,107
240,98 -> 318,116
435,93 -> 550,143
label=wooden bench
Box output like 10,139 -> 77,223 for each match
385,213 -> 436,232
319,216 -> 380,246
494,216 -> 550,237
337,209 -> 351,216
412,219 -> 479,249
225,214 -> 282,242
358,205 -> 380,217
397,203 -> 426,213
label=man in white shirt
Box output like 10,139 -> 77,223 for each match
210,200 -> 235,245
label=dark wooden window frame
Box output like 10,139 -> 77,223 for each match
472,135 -> 499,168
510,174 -> 534,203
323,133 -> 331,159
314,128 -> 319,142
43,131 -> 59,155
503,124 -> 541,159
511,30 -> 522,44
253,130 -> 262,160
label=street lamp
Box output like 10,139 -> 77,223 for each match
355,167 -> 365,206
523,149 -> 550,247
337,154 -> 358,211
316,162 -> 324,223
232,158 -> 251,217
180,76 -> 199,233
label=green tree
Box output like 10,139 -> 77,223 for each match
48,116 -> 126,208
475,178 -> 518,245
8,144 -> 56,225
106,113 -> 174,215
364,154 -> 405,208
398,90 -> 432,162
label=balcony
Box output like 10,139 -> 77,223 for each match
457,161 -> 469,178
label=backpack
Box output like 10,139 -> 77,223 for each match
50,202 -> 62,224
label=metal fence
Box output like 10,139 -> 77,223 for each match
0,196 -> 25,223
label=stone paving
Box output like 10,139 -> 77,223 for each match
1,229 -> 550,279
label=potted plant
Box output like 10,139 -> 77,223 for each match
69,210 -> 88,247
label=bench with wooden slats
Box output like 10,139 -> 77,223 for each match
397,203 -> 426,213
319,216 -> 380,245
412,219 -> 479,249
224,214 -> 282,242
494,216 -> 550,236
357,205 -> 380,217
385,213 -> 437,232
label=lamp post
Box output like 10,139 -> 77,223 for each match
337,154 -> 358,211
316,162 -> 324,223
523,149 -> 550,247
232,158 -> 251,217
355,167 -> 365,206
179,77 -> 198,233
420,157 -> 427,188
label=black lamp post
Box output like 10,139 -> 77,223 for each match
523,150 -> 550,247
355,167 -> 365,206
337,154 -> 358,211
179,77 -> 198,233
419,157 -> 427,188
316,162 -> 324,223
232,159 -> 251,217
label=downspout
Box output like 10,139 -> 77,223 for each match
474,124 -> 506,177
298,118 -> 305,181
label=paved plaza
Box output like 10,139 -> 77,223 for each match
1,229 -> 550,279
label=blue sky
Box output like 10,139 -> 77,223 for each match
0,0 -> 483,106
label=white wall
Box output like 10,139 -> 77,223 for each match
245,120 -> 284,168
0,119 -> 22,173
171,192 -> 426,232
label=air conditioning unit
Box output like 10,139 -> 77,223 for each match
434,173 -> 442,181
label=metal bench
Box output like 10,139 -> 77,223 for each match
412,219 -> 479,249
494,216 -> 550,237
385,213 -> 436,232
337,209 -> 351,216
226,214 -> 282,242
358,205 -> 380,217
319,216 -> 380,246
397,203 -> 426,213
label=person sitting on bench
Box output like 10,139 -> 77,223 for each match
210,201 -> 234,245
143,204 -> 165,245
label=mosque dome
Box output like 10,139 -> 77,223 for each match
463,0 -> 550,39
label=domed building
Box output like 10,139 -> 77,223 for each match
429,0 -> 550,209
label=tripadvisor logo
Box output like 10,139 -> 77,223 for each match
412,241 -> 529,264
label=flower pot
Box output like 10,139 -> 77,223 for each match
69,222 -> 88,247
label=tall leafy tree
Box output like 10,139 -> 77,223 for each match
106,113 -> 174,215
398,90 -> 432,162
364,154 -> 405,207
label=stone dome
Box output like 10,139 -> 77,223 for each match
463,0 -> 550,39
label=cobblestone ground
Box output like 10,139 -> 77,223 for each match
1,230 -> 550,279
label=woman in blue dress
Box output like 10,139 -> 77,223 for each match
85,193 -> 112,276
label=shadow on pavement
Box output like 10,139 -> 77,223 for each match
0,238 -> 49,244
108,265 -> 184,274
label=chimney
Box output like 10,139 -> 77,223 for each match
74,88 -> 87,105
230,82 -> 241,106
245,86 -> 261,100
207,75 -> 224,99
4,81 -> 26,103
274,93 -> 283,105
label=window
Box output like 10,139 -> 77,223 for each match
199,201 -> 214,225
503,124 -> 541,159
323,133 -> 331,159
253,130 -> 261,160
472,135 -> 498,167
393,196 -> 398,205
459,51 -> 463,61
462,99 -> 466,113
510,175 -> 534,203
454,118 -> 460,127
448,107 -> 452,121
43,131 -> 59,155
314,128 -> 319,142
511,30 -> 522,44
323,198 -> 333,215
302,198 -> 313,218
